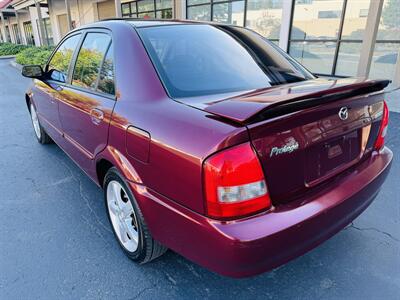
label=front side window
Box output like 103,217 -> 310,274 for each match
72,32 -> 111,90
47,34 -> 81,83
137,24 -> 314,98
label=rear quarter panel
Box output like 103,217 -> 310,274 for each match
98,22 -> 249,214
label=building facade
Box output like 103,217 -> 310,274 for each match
0,0 -> 399,87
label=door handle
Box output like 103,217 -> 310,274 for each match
90,108 -> 104,125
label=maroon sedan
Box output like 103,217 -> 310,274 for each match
22,20 -> 392,278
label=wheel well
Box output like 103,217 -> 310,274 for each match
96,159 -> 114,188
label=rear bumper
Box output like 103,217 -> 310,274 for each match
130,147 -> 392,278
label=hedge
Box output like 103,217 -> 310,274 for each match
0,42 -> 30,56
15,46 -> 55,67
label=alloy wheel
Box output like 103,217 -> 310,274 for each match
106,180 -> 139,252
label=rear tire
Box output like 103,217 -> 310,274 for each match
29,103 -> 52,145
104,167 -> 167,263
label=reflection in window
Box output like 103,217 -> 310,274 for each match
370,43 -> 400,80
47,34 -> 81,83
335,42 -> 362,77
98,44 -> 115,95
370,0 -> 400,81
341,0 -> 370,40
212,1 -> 245,26
291,0 -> 344,40
72,33 -> 111,90
245,0 -> 283,41
187,4 -> 211,21
121,0 -> 173,19
289,41 -> 336,74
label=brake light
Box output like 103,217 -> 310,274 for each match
203,142 -> 271,219
374,101 -> 389,151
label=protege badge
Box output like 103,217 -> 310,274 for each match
270,141 -> 299,157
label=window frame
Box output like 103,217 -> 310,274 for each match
45,28 -> 117,101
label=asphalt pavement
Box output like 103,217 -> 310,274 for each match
0,58 -> 399,299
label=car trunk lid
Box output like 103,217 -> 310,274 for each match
179,77 -> 389,205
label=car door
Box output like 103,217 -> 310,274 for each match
57,30 -> 116,173
33,33 -> 82,141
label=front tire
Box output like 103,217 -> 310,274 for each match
29,103 -> 52,144
104,167 -> 167,263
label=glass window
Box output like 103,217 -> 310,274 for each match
72,33 -> 111,90
137,25 -> 314,98
291,0 -> 344,40
156,9 -> 173,19
376,0 -> 400,40
137,0 -> 154,13
289,41 -> 336,74
341,0 -> 370,40
155,0 -> 173,9
213,1 -> 245,26
335,42 -> 362,76
369,0 -> 400,81
97,44 -> 115,95
23,21 -> 34,46
122,0 -> 172,19
245,0 -> 283,40
47,34 -> 81,83
187,4 -> 211,21
370,43 -> 400,80
187,0 -> 210,4
122,3 -> 131,16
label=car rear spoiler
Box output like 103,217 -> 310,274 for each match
198,78 -> 391,125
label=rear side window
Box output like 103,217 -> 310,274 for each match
137,24 -> 314,98
97,43 -> 115,95
47,34 -> 81,83
72,32 -> 111,91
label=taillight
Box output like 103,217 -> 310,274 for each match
374,101 -> 389,151
203,142 -> 271,219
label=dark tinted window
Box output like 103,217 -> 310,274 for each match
72,33 -> 111,90
97,44 -> 115,95
47,34 -> 81,83
138,24 -> 314,98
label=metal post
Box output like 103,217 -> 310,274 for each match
356,0 -> 384,77
115,0 -> 122,18
0,12 -> 9,43
65,0 -> 72,30
278,0 -> 294,52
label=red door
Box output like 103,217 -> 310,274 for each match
57,31 -> 116,174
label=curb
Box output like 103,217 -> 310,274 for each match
0,55 -> 16,59
10,59 -> 23,71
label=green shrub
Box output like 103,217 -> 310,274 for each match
0,43 -> 30,56
16,46 -> 55,67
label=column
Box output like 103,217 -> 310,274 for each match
65,0 -> 72,31
356,0 -> 384,77
0,12 -> 8,43
115,0 -> 122,18
35,0 -> 47,46
278,0 -> 294,52
174,0 -> 186,19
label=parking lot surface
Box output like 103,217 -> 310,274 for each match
0,58 -> 399,299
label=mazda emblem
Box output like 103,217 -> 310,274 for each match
338,107 -> 349,121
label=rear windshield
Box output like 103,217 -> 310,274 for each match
137,24 -> 314,98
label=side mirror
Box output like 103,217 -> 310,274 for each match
21,65 -> 44,79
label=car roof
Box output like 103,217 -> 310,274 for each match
94,18 -> 227,28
